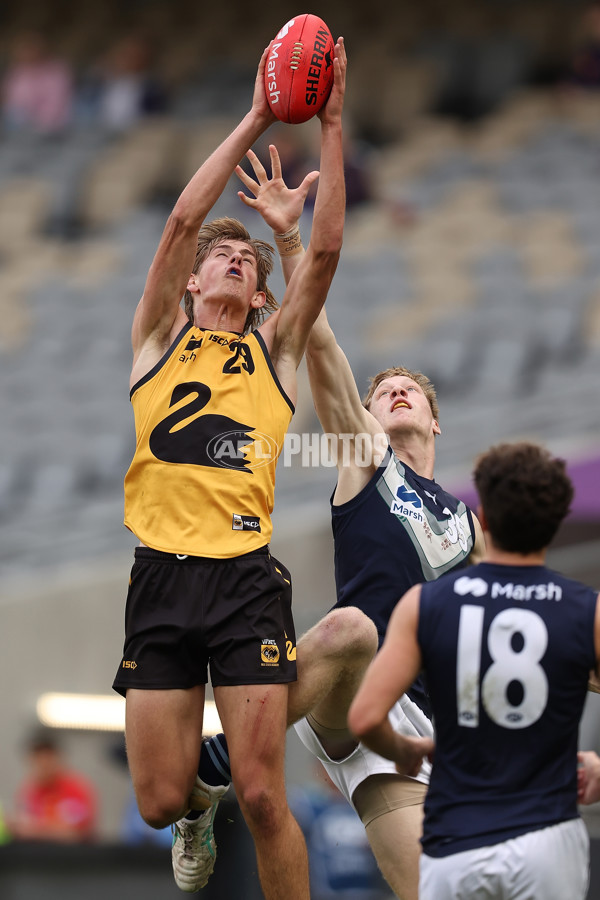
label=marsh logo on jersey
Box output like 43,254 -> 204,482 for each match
491,581 -> 563,601
390,484 -> 424,521
261,639 -> 280,666
454,576 -> 488,597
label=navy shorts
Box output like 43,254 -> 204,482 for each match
112,545 -> 297,696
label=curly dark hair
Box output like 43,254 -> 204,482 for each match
473,442 -> 573,553
183,217 -> 278,334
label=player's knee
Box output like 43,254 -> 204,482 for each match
137,784 -> 187,829
236,782 -> 287,837
317,607 -> 378,660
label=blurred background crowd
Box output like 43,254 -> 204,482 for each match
4,0 -> 600,896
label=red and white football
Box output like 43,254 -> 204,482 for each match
265,14 -> 335,124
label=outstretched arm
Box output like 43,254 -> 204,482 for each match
130,48 -> 276,381
348,585 -> 435,776
235,120 -> 380,454
305,308 -> 379,442
259,38 -> 346,387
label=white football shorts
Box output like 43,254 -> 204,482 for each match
419,817 -> 589,900
293,692 -> 432,808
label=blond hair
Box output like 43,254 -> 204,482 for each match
363,366 -> 439,421
183,217 -> 278,333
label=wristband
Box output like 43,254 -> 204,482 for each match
274,224 -> 303,256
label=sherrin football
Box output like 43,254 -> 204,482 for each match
265,14 -> 335,124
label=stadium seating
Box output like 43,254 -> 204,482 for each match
0,0 -> 598,574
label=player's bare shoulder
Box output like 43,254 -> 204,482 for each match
130,305 -> 188,389
255,307 -> 280,354
255,308 -> 300,403
333,410 -> 388,505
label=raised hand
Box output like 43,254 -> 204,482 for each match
235,144 -> 319,235
394,735 -> 435,779
251,46 -> 278,127
318,36 -> 347,125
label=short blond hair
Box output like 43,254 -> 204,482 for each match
363,366 -> 439,421
183,217 -> 278,333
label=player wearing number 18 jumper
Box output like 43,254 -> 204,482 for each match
349,441 -> 600,900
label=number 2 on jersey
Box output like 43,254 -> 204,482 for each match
456,605 -> 549,729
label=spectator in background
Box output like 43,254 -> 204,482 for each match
1,30 -> 74,134
86,33 -> 169,133
568,3 -> 600,89
271,126 -> 372,213
252,125 -> 315,214
340,134 -> 373,211
7,730 -> 97,842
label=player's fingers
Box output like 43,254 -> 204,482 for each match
396,758 -> 422,778
268,144 -> 282,179
298,170 -> 320,196
235,164 -> 259,194
237,190 -> 257,209
246,148 -> 268,182
256,46 -> 269,78
332,55 -> 344,91
409,760 -> 423,777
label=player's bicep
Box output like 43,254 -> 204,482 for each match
274,247 -> 340,359
133,216 -> 197,350
384,587 -> 423,684
469,514 -> 487,563
307,342 -> 373,438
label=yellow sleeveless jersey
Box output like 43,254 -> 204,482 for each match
124,323 -> 294,557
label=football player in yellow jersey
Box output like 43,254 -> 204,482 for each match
111,36 -> 376,900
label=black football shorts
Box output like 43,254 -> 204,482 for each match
112,545 -> 297,696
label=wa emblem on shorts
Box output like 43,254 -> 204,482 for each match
261,639 -> 280,666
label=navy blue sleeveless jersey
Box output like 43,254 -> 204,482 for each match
418,562 -> 597,858
331,450 -> 476,714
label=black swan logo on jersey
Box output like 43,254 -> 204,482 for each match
149,381 -> 254,471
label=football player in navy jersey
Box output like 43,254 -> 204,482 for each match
350,441 -> 600,900
228,148 -> 485,900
